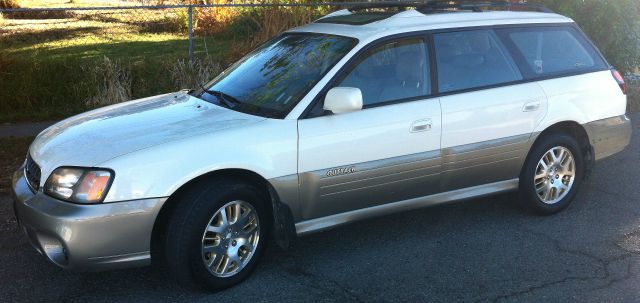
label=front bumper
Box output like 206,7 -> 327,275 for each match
11,167 -> 167,271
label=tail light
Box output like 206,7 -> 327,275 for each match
611,69 -> 628,95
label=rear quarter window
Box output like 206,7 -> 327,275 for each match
499,26 -> 607,78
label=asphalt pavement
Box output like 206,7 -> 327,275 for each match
0,121 -> 56,138
0,114 -> 638,302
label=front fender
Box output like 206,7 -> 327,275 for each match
99,118 -> 298,203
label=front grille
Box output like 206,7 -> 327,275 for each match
24,153 -> 41,192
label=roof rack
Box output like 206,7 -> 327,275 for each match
346,0 -> 554,14
418,1 -> 554,13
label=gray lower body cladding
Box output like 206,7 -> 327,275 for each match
290,133 -> 535,221
584,115 -> 632,161
274,115 -> 631,233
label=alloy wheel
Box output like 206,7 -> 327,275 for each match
533,146 -> 576,204
201,200 -> 260,278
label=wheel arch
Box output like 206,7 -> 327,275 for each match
150,169 -> 297,263
524,120 -> 594,177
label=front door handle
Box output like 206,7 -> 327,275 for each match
410,119 -> 432,133
523,101 -> 541,112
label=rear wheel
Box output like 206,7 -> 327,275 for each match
163,178 -> 270,291
519,133 -> 584,215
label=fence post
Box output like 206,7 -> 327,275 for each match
188,5 -> 194,62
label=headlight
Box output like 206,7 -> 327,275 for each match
44,167 -> 114,203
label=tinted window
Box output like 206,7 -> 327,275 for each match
197,33 -> 356,118
503,27 -> 606,77
434,30 -> 522,93
336,38 -> 430,106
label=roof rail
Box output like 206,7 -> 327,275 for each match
417,1 -> 554,13
346,1 -> 553,14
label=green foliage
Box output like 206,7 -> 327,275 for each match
532,0 -> 640,73
0,36 -> 233,123
174,9 -> 190,33
224,8 -> 263,39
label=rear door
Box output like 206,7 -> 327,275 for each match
433,29 -> 548,191
297,37 -> 442,220
496,25 -> 616,123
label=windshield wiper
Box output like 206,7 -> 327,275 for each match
199,85 -> 242,109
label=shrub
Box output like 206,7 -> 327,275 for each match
167,57 -> 222,90
139,11 -> 189,33
246,4 -> 318,47
83,56 -> 132,107
628,83 -> 640,113
4,10 -> 75,19
0,0 -> 19,9
194,0 -> 241,36
1,0 -> 73,19
222,3 -> 322,59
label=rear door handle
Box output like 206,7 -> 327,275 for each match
523,101 -> 541,112
410,119 -> 432,133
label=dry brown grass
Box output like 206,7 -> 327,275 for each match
168,56 -> 222,90
247,4 -> 316,47
224,3 -> 320,59
83,56 -> 132,107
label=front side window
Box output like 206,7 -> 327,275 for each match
501,27 -> 606,77
196,33 -> 357,118
434,30 -> 522,93
335,38 -> 430,107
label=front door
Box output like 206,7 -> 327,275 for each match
297,37 -> 442,220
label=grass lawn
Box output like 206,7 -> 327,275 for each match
1,0 -> 638,123
1,0 -> 241,123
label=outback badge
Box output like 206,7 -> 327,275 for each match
326,166 -> 356,177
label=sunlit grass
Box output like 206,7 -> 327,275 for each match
0,0 -> 329,122
0,1 -> 237,123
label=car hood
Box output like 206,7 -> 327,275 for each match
30,91 -> 265,172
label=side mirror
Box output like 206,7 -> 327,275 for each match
323,87 -> 363,114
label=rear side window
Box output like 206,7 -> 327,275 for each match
336,38 -> 430,106
434,30 -> 522,93
499,26 -> 606,78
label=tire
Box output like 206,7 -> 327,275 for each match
163,177 -> 271,291
519,133 -> 585,215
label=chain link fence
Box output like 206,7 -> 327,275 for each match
0,1 -> 409,60
1,1 -> 420,122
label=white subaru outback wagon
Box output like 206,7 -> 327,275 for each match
12,2 -> 632,291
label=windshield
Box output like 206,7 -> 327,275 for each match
194,33 -> 357,118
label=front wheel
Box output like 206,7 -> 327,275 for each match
519,133 -> 585,215
163,178 -> 271,291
